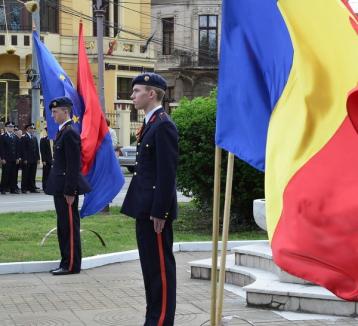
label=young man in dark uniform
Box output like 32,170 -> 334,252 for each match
45,96 -> 91,276
121,73 -> 179,326
0,122 -> 20,194
40,127 -> 53,191
21,124 -> 40,193
14,126 -> 23,192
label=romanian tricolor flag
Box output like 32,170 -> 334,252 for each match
216,0 -> 358,300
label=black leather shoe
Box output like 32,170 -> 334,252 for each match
30,189 -> 40,193
49,267 -> 60,273
1,191 -> 5,195
10,190 -> 20,194
52,268 -> 80,275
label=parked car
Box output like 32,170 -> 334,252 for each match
118,146 -> 136,173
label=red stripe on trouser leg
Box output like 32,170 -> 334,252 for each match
157,233 -> 167,326
67,203 -> 74,272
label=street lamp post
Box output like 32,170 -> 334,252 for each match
94,0 -> 106,113
28,0 -> 41,138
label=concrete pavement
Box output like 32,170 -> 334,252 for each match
0,252 -> 357,325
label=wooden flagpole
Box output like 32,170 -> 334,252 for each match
215,152 -> 235,325
210,146 -> 222,326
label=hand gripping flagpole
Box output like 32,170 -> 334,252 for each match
210,146 -> 222,326
216,152 -> 235,325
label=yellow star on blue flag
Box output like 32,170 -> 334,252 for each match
72,115 -> 80,124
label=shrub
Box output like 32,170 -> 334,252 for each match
171,89 -> 264,231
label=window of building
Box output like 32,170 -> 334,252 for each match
0,0 -> 58,32
199,15 -> 218,65
0,35 -> 4,45
162,17 -> 174,55
11,35 -> 17,45
164,86 -> 175,113
117,77 -> 132,100
24,35 -> 30,46
113,0 -> 119,36
40,0 -> 59,33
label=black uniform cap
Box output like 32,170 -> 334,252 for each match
5,121 -> 14,127
49,96 -> 73,110
25,123 -> 35,129
131,73 -> 167,91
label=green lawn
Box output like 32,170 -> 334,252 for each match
0,203 -> 267,263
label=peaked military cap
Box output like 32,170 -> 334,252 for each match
25,123 -> 35,129
49,96 -> 73,109
4,121 -> 14,127
131,73 -> 167,91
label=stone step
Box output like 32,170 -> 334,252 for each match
233,242 -> 312,285
190,256 -> 358,317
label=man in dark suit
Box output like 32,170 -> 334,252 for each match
21,123 -> 40,193
14,126 -> 23,192
0,121 -> 20,194
121,73 -> 179,326
45,96 -> 91,276
40,127 -> 52,191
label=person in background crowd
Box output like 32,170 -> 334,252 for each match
21,123 -> 40,193
0,122 -> 20,194
13,125 -> 23,192
40,127 -> 53,191
106,118 -> 118,149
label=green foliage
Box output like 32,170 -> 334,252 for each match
172,89 -> 265,230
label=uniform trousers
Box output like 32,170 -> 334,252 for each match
54,195 -> 81,272
21,162 -> 37,191
136,218 -> 176,326
1,161 -> 17,192
42,163 -> 52,191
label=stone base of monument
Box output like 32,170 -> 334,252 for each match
190,241 -> 358,317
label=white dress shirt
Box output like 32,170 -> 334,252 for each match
145,105 -> 162,124
58,119 -> 72,131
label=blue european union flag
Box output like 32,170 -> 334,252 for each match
33,32 -> 84,139
215,0 -> 293,171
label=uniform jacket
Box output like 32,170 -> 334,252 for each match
0,133 -> 19,162
21,133 -> 40,163
40,136 -> 53,163
45,121 -> 91,196
121,108 -> 179,220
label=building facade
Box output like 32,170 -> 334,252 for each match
0,0 -> 154,143
152,0 -> 222,109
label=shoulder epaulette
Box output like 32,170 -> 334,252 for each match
159,112 -> 169,121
